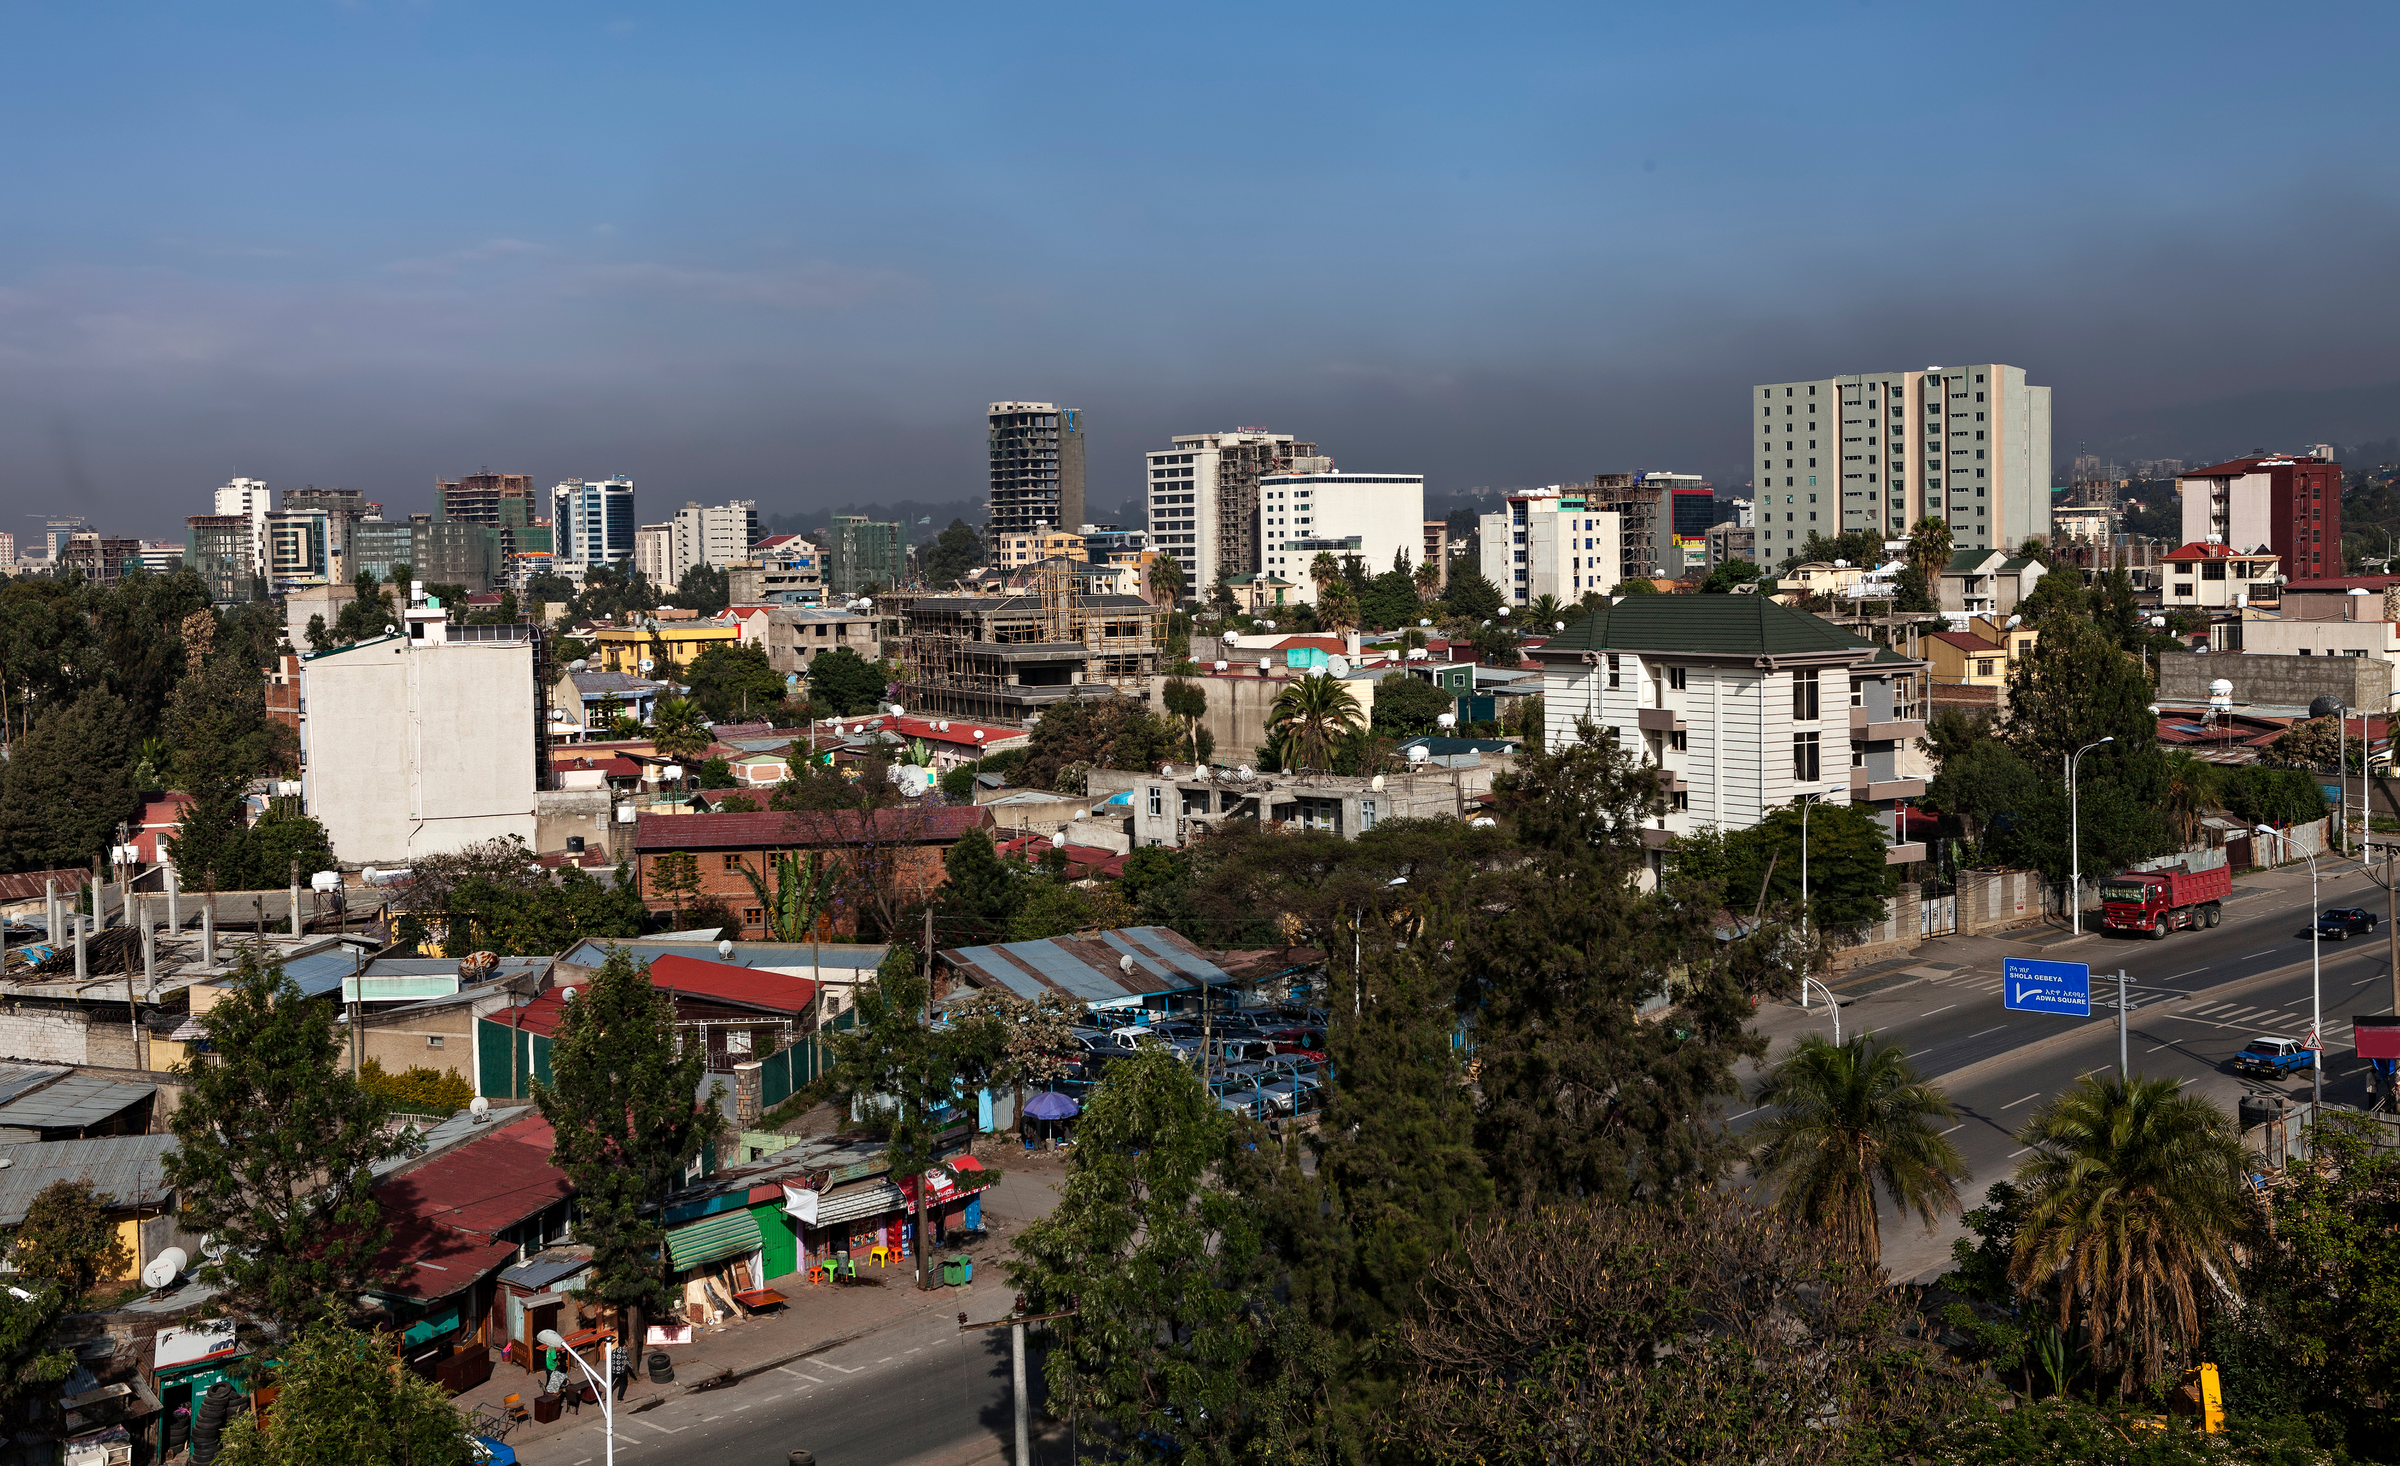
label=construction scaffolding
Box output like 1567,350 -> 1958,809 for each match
890,558 -> 1168,725
1214,437 -> 1318,582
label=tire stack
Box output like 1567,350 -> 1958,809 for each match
190,1381 -> 237,1465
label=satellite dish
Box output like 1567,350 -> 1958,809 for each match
1370,774 -> 1385,792
718,937 -> 734,958
1161,763 -> 1175,776
384,624 -> 399,637
560,986 -> 577,1001
1262,620 -> 1276,630
570,658 -> 588,671
1327,655 -> 1350,677
469,1097 -> 491,1123
1554,621 -> 1566,631
1420,618 -> 1432,627
1213,660 -> 1227,672
972,729 -> 985,741
1119,954 -> 1136,975
1235,764 -> 1254,781
2003,615 -> 2023,630
142,1249 -> 188,1291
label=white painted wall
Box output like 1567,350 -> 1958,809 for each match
302,634 -> 539,863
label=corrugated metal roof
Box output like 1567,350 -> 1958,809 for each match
647,955 -> 818,1014
940,926 -> 1218,1006
0,1065 -> 69,1107
1534,596 -> 1879,660
0,1135 -> 176,1226
0,1075 -> 152,1132
373,1116 -> 570,1237
497,1249 -> 593,1292
561,938 -> 887,972
665,1209 -> 761,1269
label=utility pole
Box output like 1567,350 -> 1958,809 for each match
2117,968 -> 2131,1077
960,1298 -> 1077,1466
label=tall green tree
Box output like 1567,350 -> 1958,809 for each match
0,579 -> 99,744
534,949 -> 726,1346
831,943 -> 1007,1288
11,1178 -> 133,1305
1748,1033 -> 1968,1266
1368,672 -> 1454,737
1442,567 -> 1502,621
0,688 -> 140,873
1010,1048 -> 1302,1459
2009,1074 -> 2250,1396
1269,673 -> 1364,773
1700,558 -> 1763,593
1725,797 -> 1903,931
804,645 -> 887,716
684,641 -> 787,721
164,954 -> 402,1336
2004,609 -> 2156,763
1147,550 -> 1187,605
1905,515 -> 1954,581
1160,676 -> 1209,760
934,826 -> 1016,945
667,562 -> 729,616
921,518 -> 984,587
215,1323 -> 469,1466
1470,723 -> 1781,1206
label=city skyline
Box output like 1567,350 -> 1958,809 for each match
2,2 -> 2396,539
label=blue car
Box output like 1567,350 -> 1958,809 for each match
2232,1036 -> 2316,1078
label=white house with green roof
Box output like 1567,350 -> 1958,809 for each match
1528,597 -> 1928,864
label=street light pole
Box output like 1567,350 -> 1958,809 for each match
2256,825 -> 2323,1114
536,1329 -> 613,1466
1798,975 -> 1841,1044
1797,793 -> 1822,943
2069,736 -> 2116,936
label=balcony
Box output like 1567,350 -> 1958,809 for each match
1637,707 -> 1685,733
1850,708 -> 1927,742
1884,841 -> 1927,865
1848,769 -> 1927,802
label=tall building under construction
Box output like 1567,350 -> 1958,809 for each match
886,560 -> 1165,724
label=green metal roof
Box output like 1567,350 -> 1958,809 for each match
1535,596 -> 1880,659
665,1209 -> 762,1270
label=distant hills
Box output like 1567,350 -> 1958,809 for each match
2067,379 -> 2400,469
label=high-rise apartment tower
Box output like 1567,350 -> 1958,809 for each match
1750,365 -> 2050,558
987,402 -> 1085,541
551,478 -> 637,568
1145,429 -> 1323,591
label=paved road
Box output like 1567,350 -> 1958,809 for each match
523,1299 -> 1062,1466
1742,861 -> 2400,1279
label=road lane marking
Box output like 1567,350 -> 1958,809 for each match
2168,968 -> 2209,980
1922,1004 -> 1956,1016
632,1419 -> 689,1436
1940,1124 -> 1964,1134
2009,1145 -> 2034,1157
2243,950 -> 2276,958
1967,1025 -> 2005,1039
774,1366 -> 827,1384
1729,1107 -> 1762,1121
817,1361 -> 863,1374
2002,1092 -> 2040,1108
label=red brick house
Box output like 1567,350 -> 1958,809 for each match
631,806 -> 996,938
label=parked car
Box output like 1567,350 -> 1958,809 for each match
2317,907 -> 2379,938
1215,1086 -> 1274,1119
1264,1026 -> 1327,1060
2232,1036 -> 2317,1077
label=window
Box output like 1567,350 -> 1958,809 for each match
723,853 -> 744,870
427,1035 -> 444,1049
1850,677 -> 1866,708
1360,798 -> 1377,831
1792,732 -> 1821,782
1667,666 -> 1687,691
1607,654 -> 1620,689
1182,788 -> 1210,816
726,1030 -> 753,1056
1147,786 -> 1164,815
1791,667 -> 1819,721
743,906 -> 764,925
1975,658 -> 1995,676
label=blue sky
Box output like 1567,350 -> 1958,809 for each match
3,1 -> 2396,534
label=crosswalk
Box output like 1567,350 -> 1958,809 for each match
1842,964 -> 2352,1042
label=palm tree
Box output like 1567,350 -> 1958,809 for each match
2160,751 -> 2221,845
1905,515 -> 1955,581
1309,551 -> 1342,601
1525,594 -> 1565,631
1268,673 -> 1363,773
2008,1074 -> 2250,1397
1148,551 -> 1186,606
1412,556 -> 1443,600
1748,1032 -> 1968,1266
649,696 -> 712,761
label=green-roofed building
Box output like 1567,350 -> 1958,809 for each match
1528,595 -> 1929,865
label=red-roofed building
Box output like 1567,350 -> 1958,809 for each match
630,806 -> 995,937
367,1115 -> 576,1353
482,956 -> 821,1085
2177,453 -> 2341,579
2160,542 -> 2279,609
993,832 -> 1128,882
133,792 -> 196,865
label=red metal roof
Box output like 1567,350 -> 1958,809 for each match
648,954 -> 818,1014
369,1216 -> 526,1300
1931,631 -> 2003,653
631,806 -> 993,851
0,868 -> 91,902
375,1117 -> 573,1239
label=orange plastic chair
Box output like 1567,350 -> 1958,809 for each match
806,1263 -> 829,1286
502,1394 -> 528,1424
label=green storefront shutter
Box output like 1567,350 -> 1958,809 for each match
665,1210 -> 762,1271
749,1202 -> 798,1279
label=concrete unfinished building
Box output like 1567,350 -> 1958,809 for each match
890,560 -> 1167,724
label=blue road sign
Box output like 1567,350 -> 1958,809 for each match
2004,957 -> 2091,1016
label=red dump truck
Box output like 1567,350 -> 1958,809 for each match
2099,861 -> 2232,938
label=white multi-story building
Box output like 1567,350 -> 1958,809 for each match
1529,596 -> 1929,867
1751,365 -> 2050,558
1257,471 -> 1426,605
1477,488 -> 1623,606
1145,429 -> 1321,590
299,604 -> 539,862
666,500 -> 760,585
633,522 -> 672,586
552,478 -> 638,568
213,477 -> 273,576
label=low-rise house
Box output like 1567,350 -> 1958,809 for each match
1938,549 -> 2046,617
551,668 -> 670,736
721,604 -> 880,679
629,807 -> 996,938
592,622 -> 741,676
2162,542 -> 2279,609
1528,594 -> 1929,865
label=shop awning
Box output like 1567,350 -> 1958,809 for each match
811,1179 -> 907,1228
665,1209 -> 762,1270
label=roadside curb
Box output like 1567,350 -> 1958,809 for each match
623,1286 -> 990,1412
